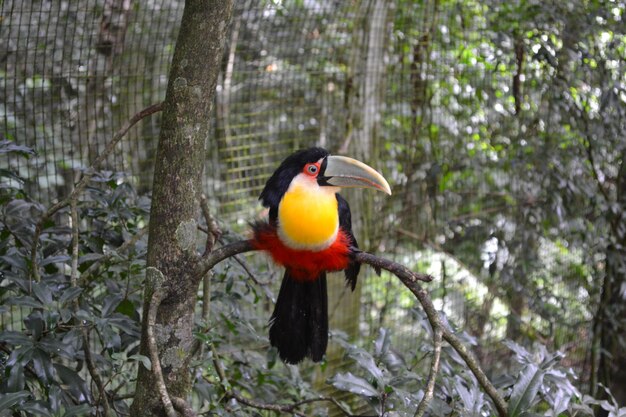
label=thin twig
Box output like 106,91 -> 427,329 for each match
70,198 -> 112,416
171,396 -> 197,417
189,270 -> 213,358
202,272 -> 211,321
70,200 -> 79,294
146,286 -> 178,417
208,344 -> 354,417
81,327 -> 112,417
391,271 -> 507,417
582,120 -> 611,204
199,194 -> 222,256
414,327 -> 443,417
30,102 -> 163,282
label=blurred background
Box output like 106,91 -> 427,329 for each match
2,0 -> 625,414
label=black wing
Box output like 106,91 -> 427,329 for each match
336,194 -> 360,291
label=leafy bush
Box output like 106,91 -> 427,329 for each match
0,143 -> 148,416
2,143 -> 625,417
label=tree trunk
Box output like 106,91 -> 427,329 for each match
129,2 -> 233,416
597,152 -> 626,409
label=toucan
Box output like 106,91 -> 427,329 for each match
252,147 -> 391,364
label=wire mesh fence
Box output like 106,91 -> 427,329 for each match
1,0 -> 601,400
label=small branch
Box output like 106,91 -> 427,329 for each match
82,327 -> 112,417
91,102 -> 164,173
202,272 -> 211,321
223,390 -> 309,417
354,251 -> 433,283
395,274 -> 508,417
146,286 -> 178,417
199,194 -> 222,256
171,396 -> 197,417
70,200 -> 80,292
196,227 -> 270,285
441,331 -> 507,415
189,271 -> 213,358
414,327 -> 443,417
195,240 -> 255,278
209,345 -> 353,417
30,102 -> 163,281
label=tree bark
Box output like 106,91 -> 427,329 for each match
129,2 -> 233,416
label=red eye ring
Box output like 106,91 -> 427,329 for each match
304,162 -> 320,177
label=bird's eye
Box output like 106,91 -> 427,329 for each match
304,163 -> 319,176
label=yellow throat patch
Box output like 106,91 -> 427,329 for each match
277,176 -> 339,251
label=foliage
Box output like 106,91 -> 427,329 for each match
328,325 -> 626,417
0,145 -> 148,416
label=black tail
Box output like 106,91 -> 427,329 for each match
269,270 -> 328,364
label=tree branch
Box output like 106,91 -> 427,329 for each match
171,396 -> 197,417
414,327 -> 443,417
197,239 -> 507,416
146,286 -> 178,417
353,251 -> 433,283
199,194 -> 222,257
30,102 -> 163,282
195,239 -> 255,278
70,198 -> 112,416
394,269 -> 507,416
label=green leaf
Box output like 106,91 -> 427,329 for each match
349,350 -> 384,387
78,253 -> 104,264
7,295 -> 43,308
17,400 -> 52,416
102,294 -> 123,317
107,316 -> 140,336
63,404 -> 93,417
0,330 -> 32,345
0,391 -> 30,411
329,372 -> 379,398
374,328 -> 391,357
40,255 -> 71,266
55,364 -> 92,403
0,140 -> 36,157
58,287 -> 83,305
115,298 -> 136,318
508,363 -> 545,417
7,365 -> 26,392
31,282 -> 53,305
54,364 -> 92,401
129,354 -> 152,370
31,348 -> 57,383
0,168 -> 25,184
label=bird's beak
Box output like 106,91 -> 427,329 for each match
323,155 -> 392,195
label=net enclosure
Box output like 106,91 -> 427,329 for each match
2,0 -> 625,413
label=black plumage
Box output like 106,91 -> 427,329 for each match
258,148 -> 360,364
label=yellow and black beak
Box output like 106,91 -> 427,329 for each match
322,155 -> 391,195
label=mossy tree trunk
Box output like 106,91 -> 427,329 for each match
129,2 -> 233,416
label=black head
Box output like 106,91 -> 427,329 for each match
259,147 -> 329,210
